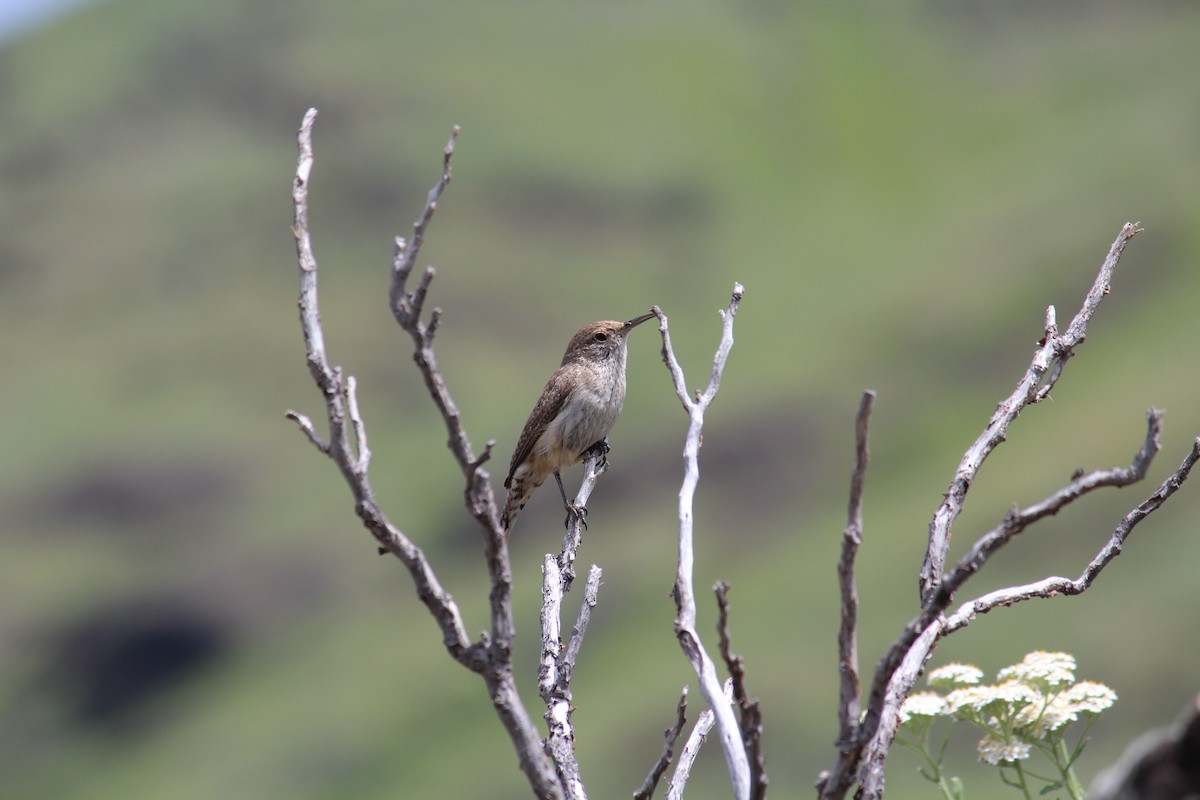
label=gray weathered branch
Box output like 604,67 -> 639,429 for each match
668,679 -> 735,800
820,222 -> 1200,800
287,109 -> 563,800
919,222 -> 1142,602
829,391 -> 874,780
654,285 -> 755,800
634,688 -> 689,800
855,430 -> 1200,796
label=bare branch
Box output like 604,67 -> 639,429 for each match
288,111 -> 562,799
345,375 -> 371,475
931,409 -> 1163,609
855,619 -> 942,797
714,583 -> 748,718
539,555 -> 566,697
1091,693 -> 1200,800
563,565 -> 602,679
539,451 -> 608,796
836,391 -> 874,755
715,582 -> 768,800
634,688 -> 689,800
668,679 -> 734,800
391,126 -> 458,309
854,434 -> 1200,797
655,284 -> 751,800
654,306 -> 692,412
285,409 -> 328,453
849,412 -> 1176,799
945,434 -> 1200,631
540,550 -> 588,799
558,449 -> 607,590
816,223 -> 1199,800
919,222 -> 1142,602
539,559 -> 602,799
288,108 -> 477,668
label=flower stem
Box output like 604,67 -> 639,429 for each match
1010,760 -> 1034,800
1057,739 -> 1086,800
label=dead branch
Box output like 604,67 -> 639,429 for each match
287,108 -> 564,799
653,285 -> 755,800
635,688 -> 689,800
826,391 -> 874,788
668,679 -> 736,800
918,223 -> 1142,603
818,222 -> 1200,800
716,582 -> 768,800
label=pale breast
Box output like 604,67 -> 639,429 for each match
530,375 -> 626,474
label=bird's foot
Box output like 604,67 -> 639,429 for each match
584,437 -> 611,470
564,502 -> 589,531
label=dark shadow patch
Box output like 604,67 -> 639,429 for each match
40,602 -> 229,729
25,456 -> 240,531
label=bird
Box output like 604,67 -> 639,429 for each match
501,312 -> 656,532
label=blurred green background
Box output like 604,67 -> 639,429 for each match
2,1 -> 1199,798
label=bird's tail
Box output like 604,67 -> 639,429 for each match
500,470 -> 541,532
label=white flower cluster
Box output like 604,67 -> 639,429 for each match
927,663 -> 984,689
997,650 -> 1077,689
898,691 -> 946,723
898,651 -> 1117,766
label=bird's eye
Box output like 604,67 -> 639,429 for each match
593,332 -> 608,342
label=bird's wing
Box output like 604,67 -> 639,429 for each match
506,368 -> 571,488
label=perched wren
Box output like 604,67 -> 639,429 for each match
501,312 -> 656,532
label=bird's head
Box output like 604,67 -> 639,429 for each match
561,312 -> 655,365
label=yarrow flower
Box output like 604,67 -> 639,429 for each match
991,679 -> 1040,706
996,651 -> 1076,689
1063,680 -> 1117,714
977,736 -> 1032,765
900,691 -> 946,724
898,652 -> 1115,800
928,663 -> 985,689
1016,693 -> 1075,736
944,685 -> 1005,717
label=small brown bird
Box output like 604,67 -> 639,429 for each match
501,312 -> 656,532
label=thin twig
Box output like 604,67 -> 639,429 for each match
919,222 -> 1142,602
287,110 -> 562,799
634,688 -> 689,800
715,582 -> 768,800
931,409 -> 1163,610
285,409 -> 328,452
391,126 -> 459,315
539,558 -> 591,800
836,391 -> 874,753
654,283 -> 752,800
288,108 -> 477,671
536,448 -> 608,796
564,565 -> 601,677
667,679 -> 734,800
855,434 -> 1200,797
850,409 -> 1173,799
817,223 -> 1189,800
946,434 -> 1200,631
559,449 -> 607,590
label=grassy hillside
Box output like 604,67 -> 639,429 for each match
2,1 -> 1199,798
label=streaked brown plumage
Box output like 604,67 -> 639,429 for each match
501,312 -> 654,532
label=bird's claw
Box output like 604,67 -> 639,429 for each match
584,438 -> 611,470
564,502 -> 589,531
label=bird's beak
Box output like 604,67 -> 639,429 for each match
623,312 -> 656,331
